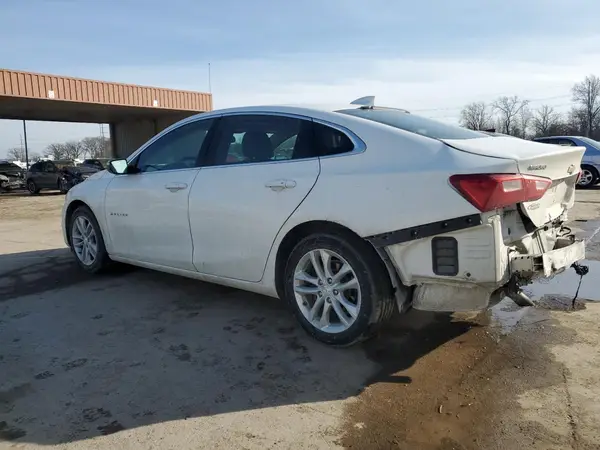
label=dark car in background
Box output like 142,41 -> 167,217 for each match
80,158 -> 110,170
0,160 -> 26,192
533,136 -> 600,188
25,160 -> 99,195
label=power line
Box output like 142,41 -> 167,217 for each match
412,94 -> 572,114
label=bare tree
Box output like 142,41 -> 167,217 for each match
46,143 -> 67,160
572,74 -> 600,137
459,101 -> 493,130
29,152 -> 41,162
6,147 -> 26,161
532,105 -> 562,137
518,106 -> 533,139
492,96 -> 529,135
80,136 -> 111,158
61,141 -> 84,160
5,147 -> 41,163
566,107 -> 588,136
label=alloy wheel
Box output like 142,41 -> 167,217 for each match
293,249 -> 361,334
72,216 -> 98,266
578,169 -> 594,187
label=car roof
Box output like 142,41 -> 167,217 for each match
182,97 -> 411,124
534,136 -> 586,140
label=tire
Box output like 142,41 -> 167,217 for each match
577,165 -> 599,189
283,232 -> 395,347
69,206 -> 111,273
27,179 -> 40,195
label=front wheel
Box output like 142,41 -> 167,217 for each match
283,232 -> 395,346
27,180 -> 40,195
69,206 -> 111,273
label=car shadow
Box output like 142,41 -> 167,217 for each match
0,190 -> 64,197
0,249 -> 476,445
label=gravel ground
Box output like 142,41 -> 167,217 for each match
1,189 -> 600,449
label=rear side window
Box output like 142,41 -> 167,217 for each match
337,108 -> 488,140
314,122 -> 355,156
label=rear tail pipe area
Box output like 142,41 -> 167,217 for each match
503,263 -> 589,308
506,289 -> 535,307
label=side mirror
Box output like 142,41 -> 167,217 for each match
108,159 -> 129,175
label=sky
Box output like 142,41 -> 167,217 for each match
2,0 -> 600,158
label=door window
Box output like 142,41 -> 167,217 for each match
135,118 -> 215,173
43,162 -> 57,172
209,115 -> 317,165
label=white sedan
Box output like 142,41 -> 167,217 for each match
62,96 -> 586,346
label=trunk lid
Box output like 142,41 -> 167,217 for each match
442,136 -> 585,227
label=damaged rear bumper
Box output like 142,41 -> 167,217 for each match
379,211 -> 587,312
410,238 -> 585,312
510,237 -> 585,279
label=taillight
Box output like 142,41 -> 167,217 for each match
576,170 -> 582,183
449,174 -> 552,212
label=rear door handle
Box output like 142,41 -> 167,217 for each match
164,182 -> 188,192
265,179 -> 297,191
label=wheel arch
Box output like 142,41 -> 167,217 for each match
273,220 -> 403,304
64,199 -> 92,246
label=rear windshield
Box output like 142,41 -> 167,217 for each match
337,108 -> 489,140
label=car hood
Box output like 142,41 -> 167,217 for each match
0,168 -> 25,178
62,166 -> 100,176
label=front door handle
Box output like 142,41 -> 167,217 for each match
265,179 -> 297,191
164,182 -> 188,192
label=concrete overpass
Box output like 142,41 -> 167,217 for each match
0,68 -> 212,159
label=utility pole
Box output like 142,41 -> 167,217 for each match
22,120 -> 30,170
208,62 -> 212,94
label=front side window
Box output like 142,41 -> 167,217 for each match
337,108 -> 489,141
135,118 -> 215,173
209,114 -> 317,165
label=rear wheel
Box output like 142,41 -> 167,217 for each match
577,165 -> 598,188
27,179 -> 40,195
283,232 -> 395,346
69,206 -> 111,273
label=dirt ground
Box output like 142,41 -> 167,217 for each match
1,189 -> 600,449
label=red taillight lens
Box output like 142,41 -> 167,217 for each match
449,174 -> 552,212
576,170 -> 582,183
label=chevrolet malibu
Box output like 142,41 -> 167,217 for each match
62,97 -> 586,346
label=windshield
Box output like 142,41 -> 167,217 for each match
578,137 -> 600,149
336,108 -> 489,140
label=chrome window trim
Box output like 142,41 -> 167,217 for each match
124,109 -> 367,172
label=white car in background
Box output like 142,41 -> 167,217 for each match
62,96 -> 586,346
